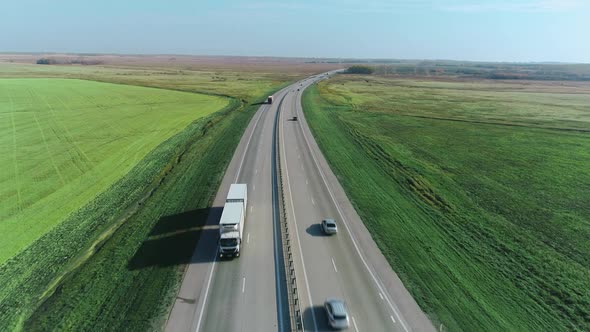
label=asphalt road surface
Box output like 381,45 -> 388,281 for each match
166,73 -> 435,332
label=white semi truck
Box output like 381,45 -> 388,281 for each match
219,184 -> 248,258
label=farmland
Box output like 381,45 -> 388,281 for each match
370,60 -> 590,81
0,54 -> 342,100
0,57 -> 326,330
302,75 -> 590,331
0,78 -> 227,264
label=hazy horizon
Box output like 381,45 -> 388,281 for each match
3,52 -> 589,65
2,0 -> 589,63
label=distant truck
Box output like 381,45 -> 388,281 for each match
219,184 -> 248,258
267,96 -> 274,104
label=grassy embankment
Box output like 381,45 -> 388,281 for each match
302,75 -> 590,331
0,63 -> 295,330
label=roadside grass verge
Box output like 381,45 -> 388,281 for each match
302,77 -> 590,331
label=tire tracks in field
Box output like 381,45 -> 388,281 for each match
77,89 -> 141,180
52,91 -> 97,175
32,113 -> 66,186
8,91 -> 22,211
75,87 -> 163,174
390,112 -> 590,133
31,88 -> 92,176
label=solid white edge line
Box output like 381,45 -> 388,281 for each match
195,248 -> 218,332
331,258 -> 338,273
281,92 -> 318,332
297,83 -> 411,332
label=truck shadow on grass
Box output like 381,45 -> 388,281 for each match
127,207 -> 222,270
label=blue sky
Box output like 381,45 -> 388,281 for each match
1,0 -> 589,62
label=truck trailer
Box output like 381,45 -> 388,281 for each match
219,184 -> 248,258
226,183 -> 247,210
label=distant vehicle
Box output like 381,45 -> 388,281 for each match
324,298 -> 350,329
292,116 -> 298,121
297,88 -> 300,91
267,96 -> 274,104
219,184 -> 248,258
322,218 -> 337,235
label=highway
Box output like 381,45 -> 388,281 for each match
166,73 -> 434,332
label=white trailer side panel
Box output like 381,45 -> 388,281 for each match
219,202 -> 244,235
227,183 -> 247,211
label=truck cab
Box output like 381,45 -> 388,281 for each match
219,231 -> 241,257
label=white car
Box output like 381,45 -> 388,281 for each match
321,219 -> 338,235
324,298 -> 350,329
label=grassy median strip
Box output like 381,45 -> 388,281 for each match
302,76 -> 590,331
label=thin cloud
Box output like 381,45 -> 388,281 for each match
236,1 -> 440,14
236,0 -> 587,14
441,0 -> 588,12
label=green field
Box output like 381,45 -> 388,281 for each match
0,78 -> 227,264
0,62 -> 293,330
303,75 -> 590,331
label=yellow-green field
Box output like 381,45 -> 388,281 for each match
303,75 -> 590,331
0,78 -> 228,264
